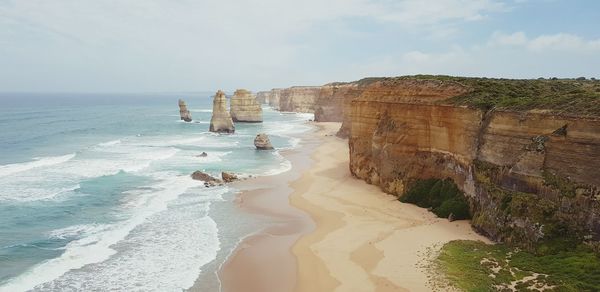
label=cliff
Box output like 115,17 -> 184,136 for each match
346,76 -> 600,249
256,91 -> 270,104
178,99 -> 192,122
209,90 -> 235,133
230,89 -> 263,123
314,83 -> 359,123
278,86 -> 321,113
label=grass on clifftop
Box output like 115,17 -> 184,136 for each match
436,240 -> 600,292
400,178 -> 471,220
356,75 -> 600,117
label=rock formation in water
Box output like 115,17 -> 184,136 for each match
344,76 -> 600,249
230,89 -> 263,123
191,171 -> 222,187
178,99 -> 192,122
254,133 -> 274,150
221,172 -> 238,182
209,90 -> 235,133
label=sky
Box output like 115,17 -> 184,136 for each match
0,0 -> 599,92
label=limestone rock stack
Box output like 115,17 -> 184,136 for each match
230,89 -> 263,123
209,90 -> 235,133
178,99 -> 192,122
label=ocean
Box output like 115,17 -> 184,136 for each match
0,92 -> 312,291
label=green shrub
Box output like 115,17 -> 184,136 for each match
400,178 -> 471,220
437,240 -> 600,291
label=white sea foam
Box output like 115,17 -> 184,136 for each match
0,145 -> 179,202
190,109 -> 213,112
0,154 -> 76,178
48,224 -> 111,241
0,175 -> 213,292
97,140 -> 121,147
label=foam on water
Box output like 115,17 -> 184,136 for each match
0,175 -> 209,292
0,154 -> 76,178
0,97 -> 314,291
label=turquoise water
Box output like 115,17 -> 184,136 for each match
0,93 -> 312,291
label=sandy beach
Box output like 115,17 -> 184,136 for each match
218,122 -> 490,292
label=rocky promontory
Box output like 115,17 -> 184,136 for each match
178,99 -> 192,122
209,90 -> 235,133
230,89 -> 263,123
344,76 -> 600,249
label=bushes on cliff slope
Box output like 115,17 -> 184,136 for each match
400,178 -> 471,220
355,75 -> 600,117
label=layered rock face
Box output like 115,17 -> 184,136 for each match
230,89 -> 263,123
209,90 -> 235,133
257,89 -> 283,109
278,86 -> 321,113
178,99 -> 192,122
348,80 -> 600,248
314,83 -> 359,123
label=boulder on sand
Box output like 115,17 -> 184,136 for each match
254,133 -> 274,150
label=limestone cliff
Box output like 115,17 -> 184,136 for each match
256,91 -> 270,104
257,88 -> 283,109
230,89 -> 263,123
209,90 -> 235,133
346,76 -> 600,249
278,86 -> 321,113
314,83 -> 359,123
178,99 -> 192,122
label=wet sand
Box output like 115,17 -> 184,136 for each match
214,122 -> 490,292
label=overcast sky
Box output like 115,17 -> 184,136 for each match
1,0 -> 599,92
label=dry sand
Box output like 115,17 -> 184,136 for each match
290,122 -> 490,292
219,122 -> 490,292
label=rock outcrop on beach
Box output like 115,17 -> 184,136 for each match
230,89 -> 263,123
344,76 -> 600,249
254,133 -> 274,150
178,99 -> 192,122
209,90 -> 235,133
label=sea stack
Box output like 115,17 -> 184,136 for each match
230,89 -> 263,123
254,133 -> 274,150
209,90 -> 235,133
178,99 -> 192,122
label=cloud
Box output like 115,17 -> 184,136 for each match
490,31 -> 600,52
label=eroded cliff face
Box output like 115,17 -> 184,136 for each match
348,81 -> 600,248
230,89 -> 263,123
314,83 -> 359,123
278,86 -> 320,113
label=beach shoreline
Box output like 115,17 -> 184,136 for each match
210,122 -> 491,292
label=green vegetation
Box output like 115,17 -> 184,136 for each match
355,75 -> 600,116
400,178 -> 470,220
542,170 -> 578,198
436,240 -> 600,291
